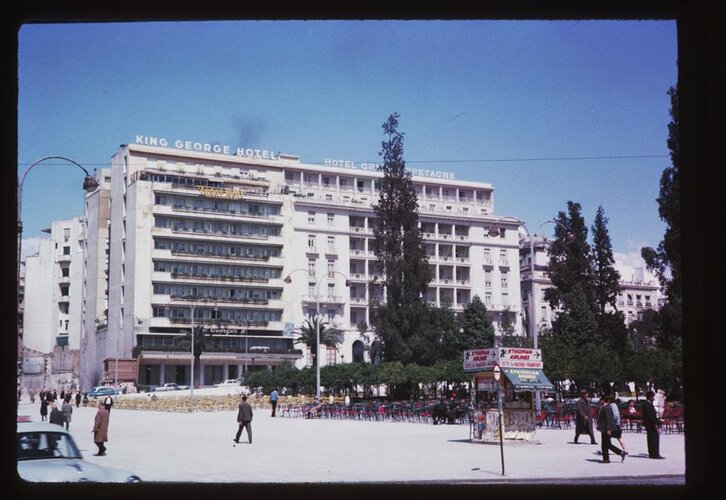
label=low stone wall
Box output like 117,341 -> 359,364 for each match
91,394 -> 320,412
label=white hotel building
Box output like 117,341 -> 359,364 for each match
79,139 -> 524,389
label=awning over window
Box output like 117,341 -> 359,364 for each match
502,368 -> 554,390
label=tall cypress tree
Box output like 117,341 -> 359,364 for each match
370,113 -> 434,365
545,201 -> 593,312
591,205 -> 621,315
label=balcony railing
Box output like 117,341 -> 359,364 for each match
169,272 -> 272,283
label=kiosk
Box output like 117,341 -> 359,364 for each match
465,347 -> 554,443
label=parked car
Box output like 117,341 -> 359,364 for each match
214,379 -> 242,387
84,386 -> 118,398
17,422 -> 141,483
154,383 -> 188,392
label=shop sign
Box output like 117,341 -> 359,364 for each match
497,348 -> 543,369
463,348 -> 498,371
196,186 -> 245,200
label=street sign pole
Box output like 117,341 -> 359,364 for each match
493,363 -> 505,476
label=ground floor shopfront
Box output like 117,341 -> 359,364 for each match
136,351 -> 301,390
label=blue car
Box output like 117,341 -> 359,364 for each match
84,386 -> 118,398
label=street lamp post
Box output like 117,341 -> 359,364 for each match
284,269 -> 350,399
488,216 -> 573,411
16,157 -> 98,394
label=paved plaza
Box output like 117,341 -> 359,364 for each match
14,392 -> 686,486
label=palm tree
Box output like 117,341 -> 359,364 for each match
295,317 -> 343,370
177,325 -> 216,388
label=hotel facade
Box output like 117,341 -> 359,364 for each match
76,138 -> 524,390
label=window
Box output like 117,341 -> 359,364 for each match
61,267 -> 70,278
327,213 -> 334,225
350,310 -> 359,325
499,250 -> 507,266
308,235 -> 316,251
308,211 -> 315,224
63,228 -> 70,242
483,248 -> 491,265
327,236 -> 335,252
327,260 -> 335,276
502,293 -> 509,306
308,283 -> 316,297
328,283 -> 336,298
322,176 -> 331,187
484,293 -> 492,307
327,309 -> 335,322
326,345 -> 337,365
484,270 -> 492,288
63,246 -> 71,255
501,272 -> 508,289
308,259 -> 316,277
325,193 -> 333,201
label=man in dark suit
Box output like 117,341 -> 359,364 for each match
596,396 -> 627,463
234,394 -> 254,444
642,390 -> 664,459
574,389 -> 597,444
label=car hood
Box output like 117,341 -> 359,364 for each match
18,458 -> 140,483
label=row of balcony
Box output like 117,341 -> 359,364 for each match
166,271 -> 274,283
171,205 -> 279,219
152,226 -> 283,244
169,294 -> 272,306
421,232 -> 470,241
289,189 -> 491,216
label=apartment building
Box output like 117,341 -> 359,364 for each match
75,138 -> 524,388
519,235 -> 661,333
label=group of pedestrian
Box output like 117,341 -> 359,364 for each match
574,389 -> 665,463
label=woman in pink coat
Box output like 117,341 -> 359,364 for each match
92,401 -> 110,456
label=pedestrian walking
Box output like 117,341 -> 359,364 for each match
573,389 -> 597,445
103,394 -> 114,415
92,402 -> 109,456
234,395 -> 253,444
596,396 -> 626,463
61,396 -> 73,430
75,391 -> 82,408
654,389 -> 666,418
642,390 -> 665,459
269,388 -> 279,417
40,398 -> 49,421
49,403 -> 64,426
609,394 -> 626,452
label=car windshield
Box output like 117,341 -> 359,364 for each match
18,431 -> 83,461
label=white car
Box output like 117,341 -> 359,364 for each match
214,379 -> 242,387
154,383 -> 188,392
17,422 -> 142,483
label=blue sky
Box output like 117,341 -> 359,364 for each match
18,20 -> 677,267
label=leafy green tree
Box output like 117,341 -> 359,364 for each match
432,300 -> 460,359
294,318 -> 343,371
370,113 -> 434,366
460,295 -> 495,349
379,361 -> 408,399
639,84 -> 682,397
642,85 -> 681,309
590,205 -> 621,315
